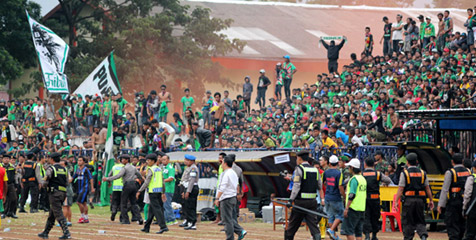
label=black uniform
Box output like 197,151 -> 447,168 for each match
439,165 -> 470,240
19,159 -> 39,212
38,161 -> 71,239
134,163 -> 146,211
4,163 -> 18,217
37,162 -> 49,212
463,173 -> 476,240
285,161 -> 321,240
400,166 -> 430,240
362,169 -> 384,239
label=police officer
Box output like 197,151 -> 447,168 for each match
2,155 -> 17,218
38,152 -> 71,239
133,154 -> 147,210
363,157 -> 391,240
394,153 -> 434,240
285,150 -> 321,240
36,155 -> 49,212
137,153 -> 169,234
108,157 -> 124,222
437,153 -> 470,240
393,144 -> 407,184
462,160 -> 476,240
19,151 -> 39,213
179,154 -> 199,230
103,154 -> 143,224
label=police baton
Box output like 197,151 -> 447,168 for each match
466,197 -> 476,216
272,200 -> 329,219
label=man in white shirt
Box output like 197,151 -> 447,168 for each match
32,100 -> 45,122
158,121 -> 176,148
391,14 -> 404,53
215,156 -> 247,240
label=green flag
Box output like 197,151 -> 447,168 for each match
99,107 -> 115,206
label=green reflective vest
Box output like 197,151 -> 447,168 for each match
346,174 -> 367,212
148,165 -> 163,193
112,163 -> 124,191
38,163 -> 45,177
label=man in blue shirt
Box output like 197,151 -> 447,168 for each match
322,155 -> 345,240
72,156 -> 94,224
331,125 -> 349,146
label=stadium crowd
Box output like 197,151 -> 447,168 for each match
0,9 -> 476,187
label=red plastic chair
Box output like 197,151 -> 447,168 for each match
380,194 -> 402,232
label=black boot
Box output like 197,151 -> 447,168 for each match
111,212 -> 116,221
58,220 -> 72,239
38,221 -> 54,239
19,207 -> 26,213
313,234 -> 321,240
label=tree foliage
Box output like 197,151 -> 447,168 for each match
45,0 -> 245,104
0,0 -> 41,86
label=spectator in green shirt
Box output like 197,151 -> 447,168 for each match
279,123 -> 293,148
423,16 -> 435,48
262,132 -> 276,149
181,88 -> 194,115
115,92 -> 128,120
161,155 -> 177,225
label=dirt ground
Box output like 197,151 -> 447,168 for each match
0,206 -> 449,240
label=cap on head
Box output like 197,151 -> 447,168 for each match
297,150 -> 309,158
283,55 -> 290,60
259,69 -> 265,73
185,154 -> 196,161
120,154 -> 131,160
345,158 -> 361,169
329,155 -> 339,164
339,155 -> 350,163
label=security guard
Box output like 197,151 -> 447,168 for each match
462,161 -> 476,240
394,153 -> 434,240
393,144 -> 407,184
437,153 -> 470,240
108,158 -> 124,221
341,158 -> 367,239
36,155 -> 49,212
285,150 -> 321,240
179,154 -> 199,230
137,153 -> 169,234
103,154 -> 143,224
38,152 -> 71,239
2,155 -> 17,218
19,151 -> 39,213
133,154 -> 147,210
363,158 -> 391,240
